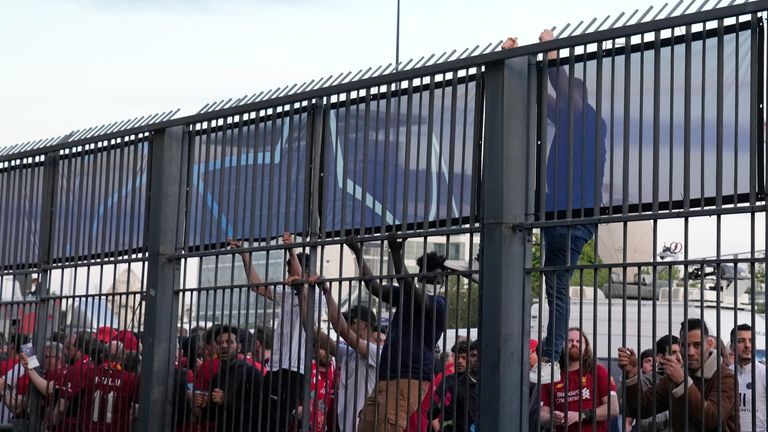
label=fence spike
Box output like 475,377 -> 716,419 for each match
489,41 -> 503,52
653,3 -> 669,20
348,69 -> 364,83
667,0 -> 685,17
413,54 -> 434,69
555,23 -> 571,38
580,17 -> 599,35
636,5 -> 655,24
681,0 -> 697,15
596,15 -> 612,32
696,0 -> 711,12
317,75 -> 335,89
432,51 -> 448,65
329,72 -> 347,87
623,9 -> 640,26
566,20 -> 584,37
480,42 -> 498,54
359,66 -> 374,80
609,12 -> 626,29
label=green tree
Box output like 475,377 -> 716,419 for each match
531,233 -> 608,299
446,274 -> 480,329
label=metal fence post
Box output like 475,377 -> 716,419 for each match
478,55 -> 535,432
137,126 -> 186,432
26,152 -> 59,432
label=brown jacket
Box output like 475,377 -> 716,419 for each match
624,350 -> 739,432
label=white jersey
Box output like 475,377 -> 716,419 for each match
732,361 -> 768,432
335,340 -> 380,432
270,286 -> 325,373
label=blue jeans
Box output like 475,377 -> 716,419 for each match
540,224 -> 595,361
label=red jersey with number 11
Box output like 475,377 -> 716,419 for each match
85,365 -> 139,432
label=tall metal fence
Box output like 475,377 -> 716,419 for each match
0,1 -> 766,431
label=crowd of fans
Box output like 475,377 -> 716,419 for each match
0,220 -> 765,432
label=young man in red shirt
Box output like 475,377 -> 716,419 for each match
540,327 -> 618,431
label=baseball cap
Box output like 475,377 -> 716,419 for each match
443,254 -> 480,283
530,339 -> 539,352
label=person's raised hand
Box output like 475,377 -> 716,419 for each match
539,28 -> 555,43
285,275 -> 301,286
617,347 -> 638,377
20,354 -> 29,370
501,37 -> 519,49
226,238 -> 243,250
282,232 -> 294,246
386,232 -> 405,253
194,392 -> 209,408
211,388 -> 225,405
663,354 -> 685,386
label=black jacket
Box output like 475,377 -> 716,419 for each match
437,372 -> 477,432
208,359 -> 263,432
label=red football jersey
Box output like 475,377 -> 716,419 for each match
541,364 -> 616,432
84,365 -> 139,432
58,359 -> 96,430
193,359 -> 219,391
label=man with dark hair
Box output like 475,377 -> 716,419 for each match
730,323 -> 766,432
434,339 -> 476,432
347,234 -> 447,432
629,335 -> 681,432
254,326 -> 274,366
541,327 -> 618,431
449,341 -> 470,376
639,350 -> 655,376
619,318 -> 739,431
197,325 -> 262,432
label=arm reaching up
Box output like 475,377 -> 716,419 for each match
283,232 -> 304,277
345,236 -> 393,301
289,275 -> 318,341
540,28 -> 586,109
314,276 -> 372,359
386,234 -> 425,308
227,238 -> 272,300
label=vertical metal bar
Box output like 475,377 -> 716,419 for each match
653,31 -> 662,214
137,126 -> 186,432
27,152 -> 58,431
684,24 -> 693,211
478,55 -> 533,432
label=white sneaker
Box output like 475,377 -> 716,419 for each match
530,359 -> 561,384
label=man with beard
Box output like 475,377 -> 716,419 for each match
434,340 -> 476,432
619,318 -> 739,431
198,325 -> 262,432
730,323 -> 767,432
541,328 -> 618,431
